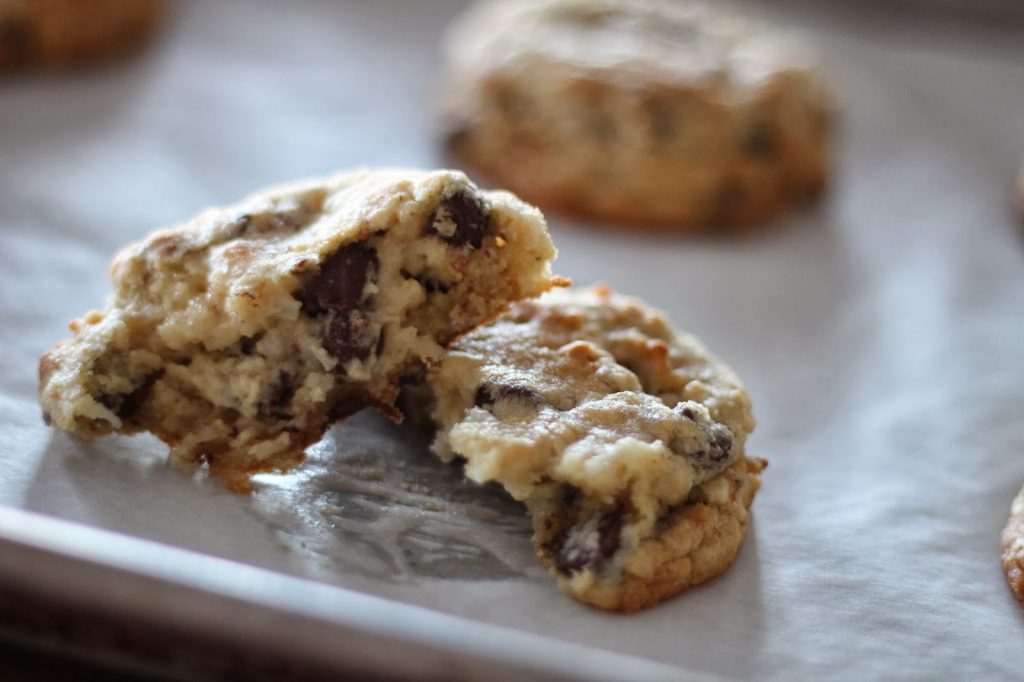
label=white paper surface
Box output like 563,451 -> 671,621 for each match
1,1 -> 1023,679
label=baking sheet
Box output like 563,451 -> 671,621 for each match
1,0 -> 1023,679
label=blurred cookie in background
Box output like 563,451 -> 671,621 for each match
0,0 -> 166,71
441,0 -> 834,232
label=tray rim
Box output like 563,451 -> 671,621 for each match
0,505 -> 727,682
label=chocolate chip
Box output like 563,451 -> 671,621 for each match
226,213 -> 253,238
495,86 -> 531,119
680,406 -> 697,420
446,125 -> 471,150
429,190 -> 490,249
226,203 -> 312,240
689,425 -> 733,471
473,383 -> 540,408
742,120 -> 779,159
421,279 -> 450,295
112,373 -> 162,421
296,242 -> 377,315
239,334 -> 260,354
265,372 -> 295,415
41,411 -> 51,426
554,508 -> 624,575
323,311 -> 375,365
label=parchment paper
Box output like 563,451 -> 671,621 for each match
1,1 -> 1022,679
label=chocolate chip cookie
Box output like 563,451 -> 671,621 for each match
426,286 -> 765,611
0,0 -> 165,70
39,169 -> 563,492
442,0 -> 833,231
1002,484 -> 1024,605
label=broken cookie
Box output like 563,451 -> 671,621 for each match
39,169 -> 562,491
426,286 -> 765,611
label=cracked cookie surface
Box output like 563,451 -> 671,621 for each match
39,168 -> 561,491
442,0 -> 832,231
427,286 -> 764,611
1001,484 -> 1024,606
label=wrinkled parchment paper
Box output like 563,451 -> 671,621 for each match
1,1 -> 1022,678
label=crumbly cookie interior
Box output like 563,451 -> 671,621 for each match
427,287 -> 761,610
39,170 -> 559,491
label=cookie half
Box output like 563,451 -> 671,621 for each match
0,0 -> 165,70
39,169 -> 563,492
1002,484 -> 1024,605
442,0 -> 832,231
426,286 -> 764,611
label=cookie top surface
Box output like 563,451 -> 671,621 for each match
430,285 -> 755,504
104,169 -> 529,351
446,0 -> 812,95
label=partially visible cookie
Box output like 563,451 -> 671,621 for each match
39,169 -> 563,492
1001,484 -> 1024,605
0,0 -> 165,70
441,0 -> 832,231
426,286 -> 764,611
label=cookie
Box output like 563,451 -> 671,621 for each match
0,0 -> 165,70
1001,484 -> 1024,605
39,169 -> 564,492
441,0 -> 833,231
426,286 -> 765,611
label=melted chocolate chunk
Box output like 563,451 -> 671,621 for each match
323,311 -> 375,365
430,190 -> 490,249
554,509 -> 624,575
296,242 -> 377,315
473,383 -> 541,408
